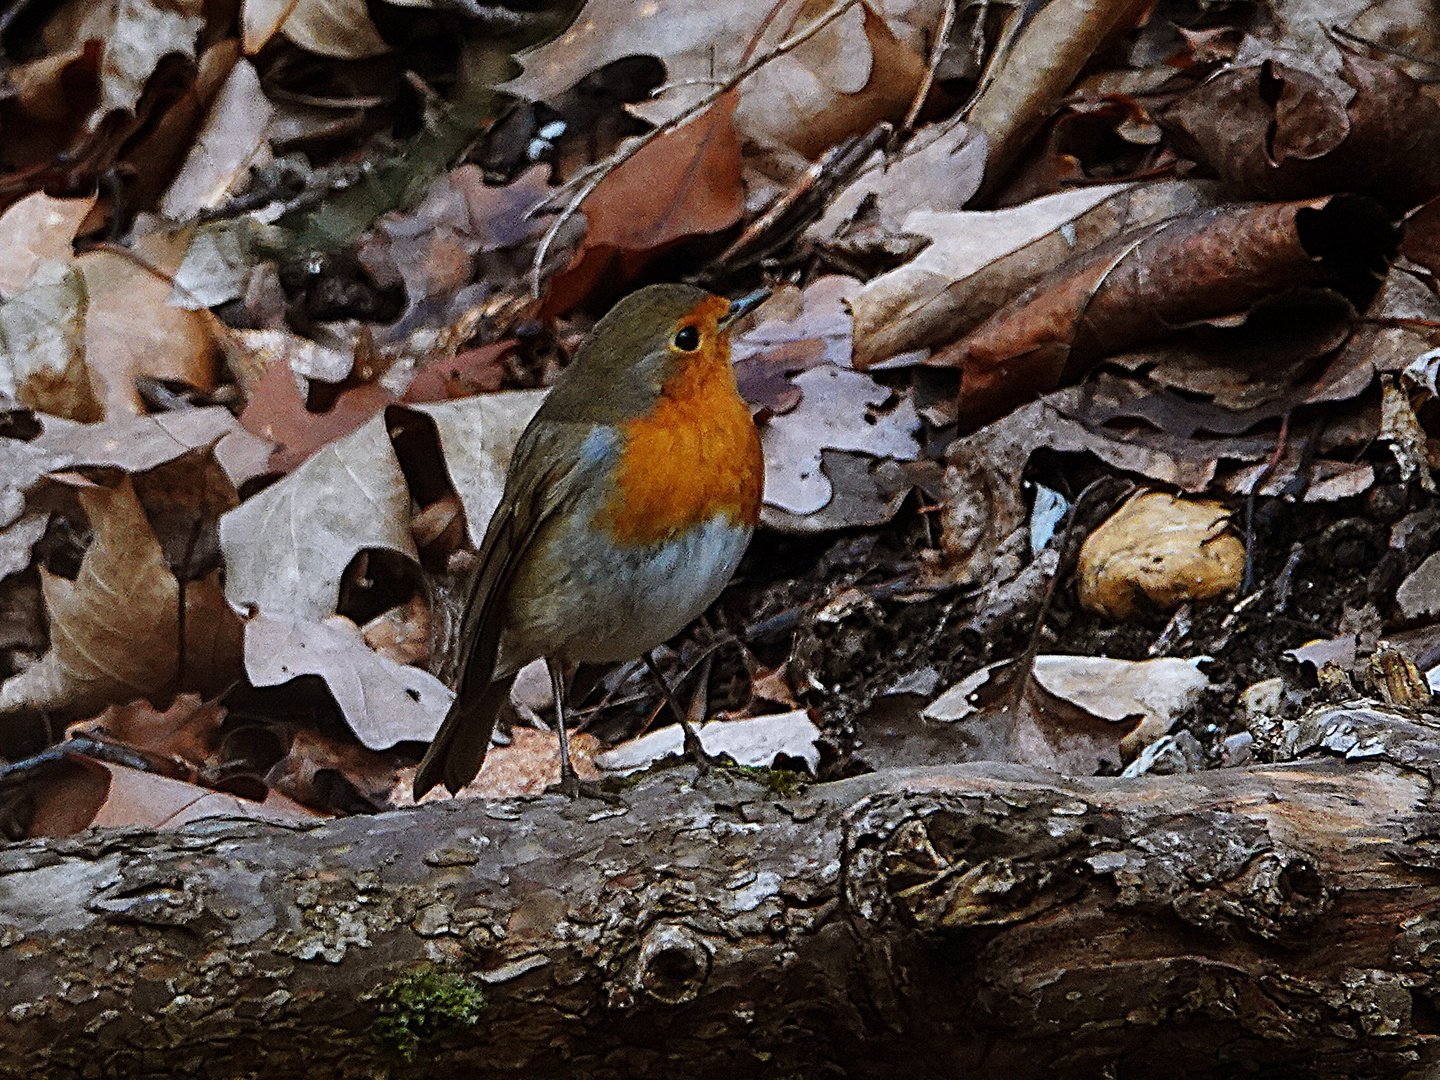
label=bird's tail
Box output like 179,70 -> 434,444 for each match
413,673 -> 516,799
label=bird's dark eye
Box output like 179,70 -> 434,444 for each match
672,325 -> 701,351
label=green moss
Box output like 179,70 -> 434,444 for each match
371,968 -> 485,1062
727,764 -> 808,798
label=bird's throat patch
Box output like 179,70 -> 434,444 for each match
600,351 -> 763,546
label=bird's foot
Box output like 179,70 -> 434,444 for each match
680,722 -> 721,776
549,761 -> 623,803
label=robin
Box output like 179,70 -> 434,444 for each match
414,283 -> 769,798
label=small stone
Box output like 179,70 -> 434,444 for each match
1120,731 -> 1203,777
1243,677 -> 1285,720
1220,731 -> 1254,767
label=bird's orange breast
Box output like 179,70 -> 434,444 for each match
599,344 -> 763,546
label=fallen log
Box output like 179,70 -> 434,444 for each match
1,703 -> 1439,1079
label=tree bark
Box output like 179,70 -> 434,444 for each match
2,704 -> 1440,1079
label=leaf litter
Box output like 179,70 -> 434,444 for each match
2,0 -> 1440,822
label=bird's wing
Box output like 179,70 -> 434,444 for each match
413,422 -> 598,797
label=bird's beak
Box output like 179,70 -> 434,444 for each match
719,288 -> 770,330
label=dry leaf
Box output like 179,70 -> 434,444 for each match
160,59 -> 274,221
851,180 -> 1218,368
937,196 -> 1396,428
243,614 -> 452,749
237,351 -> 390,472
32,406 -> 242,473
759,365 -> 920,517
0,192 -> 95,296
732,3 -> 925,158
52,0 -> 207,130
923,655 -> 1209,772
266,728 -> 403,812
75,232 -> 218,417
400,727 -> 601,803
0,261 -> 98,422
243,0 -> 389,57
28,755 -> 318,837
0,477 -> 243,720
0,515 -> 48,582
547,94 -> 744,307
505,0 -> 938,136
595,711 -> 822,775
362,596 -> 431,666
966,0 -> 1152,180
66,692 -> 225,771
409,392 -> 547,544
808,115 -> 986,243
1157,52 -> 1440,210
220,410 -> 415,621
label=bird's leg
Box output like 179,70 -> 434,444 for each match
644,652 -> 718,772
547,657 -> 582,798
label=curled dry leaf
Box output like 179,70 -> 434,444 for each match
1157,52 -> 1440,210
409,392 -> 547,544
0,477 -> 243,721
1076,491 -> 1245,619
220,410 -> 414,621
1380,374 -> 1435,494
937,195 -> 1397,429
850,179 -> 1218,368
923,654 -> 1209,772
965,0 -> 1153,181
27,755 -> 318,838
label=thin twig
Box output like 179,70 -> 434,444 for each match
1001,476 -> 1133,729
527,0 -> 864,296
1242,411 -> 1291,594
897,0 -> 957,143
706,121 -> 890,274
1328,24 -> 1440,75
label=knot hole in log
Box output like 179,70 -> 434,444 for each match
634,923 -> 712,1004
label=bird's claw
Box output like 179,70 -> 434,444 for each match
549,762 -> 623,803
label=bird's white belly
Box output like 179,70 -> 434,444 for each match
503,513 -> 751,667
